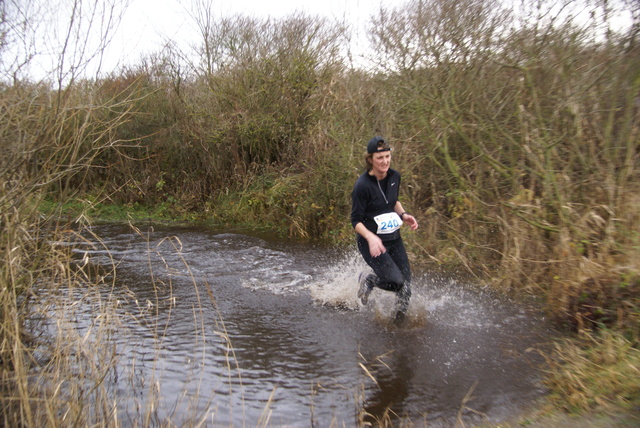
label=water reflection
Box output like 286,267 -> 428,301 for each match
361,349 -> 413,423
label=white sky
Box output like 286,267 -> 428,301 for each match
10,0 -> 634,80
105,0 -> 404,72
103,0 -> 636,74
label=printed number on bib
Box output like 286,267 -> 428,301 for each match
374,212 -> 403,234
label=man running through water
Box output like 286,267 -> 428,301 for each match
351,136 -> 419,325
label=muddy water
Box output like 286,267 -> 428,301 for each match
66,223 -> 551,427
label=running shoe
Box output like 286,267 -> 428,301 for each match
357,272 -> 373,305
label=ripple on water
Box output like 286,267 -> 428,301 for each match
40,223 -> 551,427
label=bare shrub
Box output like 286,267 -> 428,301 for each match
189,11 -> 346,174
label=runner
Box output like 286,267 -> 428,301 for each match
351,136 -> 419,325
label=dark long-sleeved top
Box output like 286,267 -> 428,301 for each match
350,168 -> 401,241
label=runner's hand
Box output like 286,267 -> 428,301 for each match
367,235 -> 386,257
403,214 -> 419,231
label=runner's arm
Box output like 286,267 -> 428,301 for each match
394,201 -> 418,231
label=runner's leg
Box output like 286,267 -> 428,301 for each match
386,238 -> 412,316
357,236 -> 405,292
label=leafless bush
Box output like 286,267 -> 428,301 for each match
188,10 -> 347,174
363,0 -> 639,327
0,0 -> 154,425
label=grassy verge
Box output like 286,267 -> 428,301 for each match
38,196 -> 205,226
545,330 -> 640,413
500,330 -> 640,427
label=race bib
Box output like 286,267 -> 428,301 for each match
374,212 -> 403,234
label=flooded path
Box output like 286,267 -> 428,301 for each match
62,223 -> 552,426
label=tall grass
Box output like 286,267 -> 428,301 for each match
1,1 -> 150,422
0,63 -> 146,422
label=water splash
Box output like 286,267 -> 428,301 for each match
306,250 -> 530,332
308,250 -> 368,310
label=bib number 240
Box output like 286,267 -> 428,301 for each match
374,212 -> 403,235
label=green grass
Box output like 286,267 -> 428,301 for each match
38,197 -> 201,224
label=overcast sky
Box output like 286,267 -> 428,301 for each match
12,0 -> 634,80
105,0 -> 404,72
